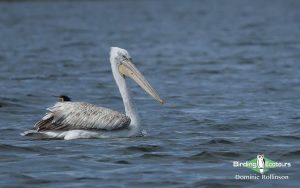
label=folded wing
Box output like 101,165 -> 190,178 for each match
35,102 -> 131,131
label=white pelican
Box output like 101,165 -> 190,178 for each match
22,47 -> 164,140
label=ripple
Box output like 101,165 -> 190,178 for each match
250,135 -> 300,142
0,98 -> 23,108
10,74 -> 69,81
114,160 -> 131,164
0,143 -> 65,155
140,153 -> 172,159
125,145 -> 163,153
193,179 -> 250,188
60,41 -> 96,48
188,151 -> 216,161
204,138 -> 235,145
183,151 -> 241,163
282,150 -> 300,158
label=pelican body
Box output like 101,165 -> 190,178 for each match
22,47 -> 163,140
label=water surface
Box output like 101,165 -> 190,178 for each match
0,0 -> 300,187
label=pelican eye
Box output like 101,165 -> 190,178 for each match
121,55 -> 128,61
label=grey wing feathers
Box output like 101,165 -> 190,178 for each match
35,102 -> 131,131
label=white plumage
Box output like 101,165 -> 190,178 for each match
22,47 -> 164,140
35,102 -> 131,131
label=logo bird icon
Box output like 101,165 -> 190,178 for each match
257,153 -> 265,174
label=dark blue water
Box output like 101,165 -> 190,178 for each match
0,0 -> 300,187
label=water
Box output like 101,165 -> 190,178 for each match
0,0 -> 300,187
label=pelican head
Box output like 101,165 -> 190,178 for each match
110,47 -> 164,104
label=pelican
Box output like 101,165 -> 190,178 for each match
22,47 -> 164,140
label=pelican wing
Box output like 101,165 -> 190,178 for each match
35,102 -> 131,131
